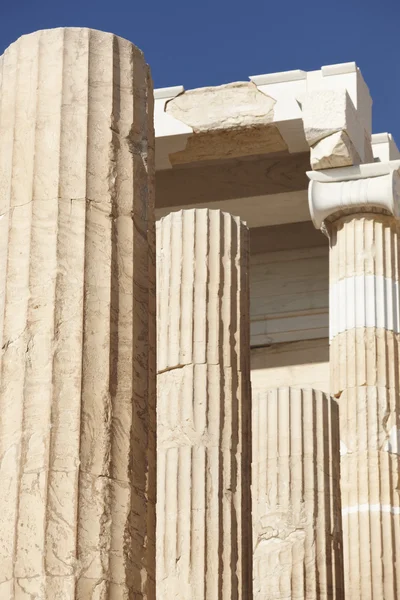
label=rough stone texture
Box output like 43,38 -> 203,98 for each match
165,82 -> 287,164
302,89 -> 372,169
156,209 -> 252,599
252,387 -> 344,600
329,214 -> 400,600
166,82 -> 275,131
0,28 -> 156,599
310,130 -> 360,170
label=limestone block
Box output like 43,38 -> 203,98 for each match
166,82 -> 275,131
252,387 -> 344,600
329,214 -> 400,600
0,28 -> 156,598
310,130 -> 360,170
156,208 -> 252,599
164,82 -> 287,163
250,339 -> 330,395
303,89 -> 359,146
302,89 -> 371,169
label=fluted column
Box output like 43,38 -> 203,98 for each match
330,214 -> 400,600
156,208 -> 252,600
0,29 -> 155,599
252,387 -> 344,600
308,162 -> 400,600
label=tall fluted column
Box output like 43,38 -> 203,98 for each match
308,163 -> 400,600
0,29 -> 155,598
252,387 -> 344,600
156,209 -> 252,600
330,214 -> 400,600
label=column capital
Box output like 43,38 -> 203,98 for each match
307,160 -> 400,229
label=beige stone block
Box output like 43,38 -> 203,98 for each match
156,209 -> 252,599
0,28 -> 155,597
331,328 -> 400,393
157,208 -> 249,372
310,130 -> 360,170
164,82 -> 287,163
252,387 -> 344,600
166,82 -> 275,132
302,88 -> 355,145
302,89 -> 369,168
251,338 -> 330,395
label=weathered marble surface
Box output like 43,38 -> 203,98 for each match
329,215 -> 400,600
302,89 -> 373,170
0,28 -> 156,599
165,82 -> 287,163
156,209 -> 252,600
252,387 -> 344,600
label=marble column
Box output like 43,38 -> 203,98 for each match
308,163 -> 400,600
0,28 -> 156,599
156,208 -> 252,600
252,387 -> 344,600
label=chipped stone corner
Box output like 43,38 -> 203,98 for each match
310,130 -> 361,170
302,88 -> 373,170
384,425 -> 400,455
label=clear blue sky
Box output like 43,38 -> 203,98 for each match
1,0 -> 399,146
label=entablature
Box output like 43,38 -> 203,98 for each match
154,61 -> 374,171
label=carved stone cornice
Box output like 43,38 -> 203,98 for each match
307,160 -> 400,229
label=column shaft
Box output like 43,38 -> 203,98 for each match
156,208 -> 252,600
0,28 -> 155,599
252,387 -> 344,600
330,214 -> 400,600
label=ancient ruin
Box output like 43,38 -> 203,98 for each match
252,387 -> 344,599
156,209 -> 252,599
0,29 -> 155,598
0,27 -> 399,600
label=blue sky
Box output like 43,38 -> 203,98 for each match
1,0 -> 399,146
